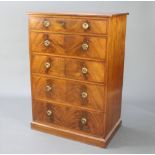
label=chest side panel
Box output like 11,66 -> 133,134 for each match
105,15 -> 127,136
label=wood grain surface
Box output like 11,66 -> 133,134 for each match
32,75 -> 105,111
32,100 -> 105,137
104,15 -> 127,136
30,32 -> 107,60
29,17 -> 108,34
31,54 -> 105,83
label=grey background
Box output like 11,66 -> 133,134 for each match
0,1 -> 155,154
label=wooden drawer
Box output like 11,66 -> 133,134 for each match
30,32 -> 107,60
29,17 -> 108,35
32,100 -> 105,137
32,76 -> 105,111
31,55 -> 105,83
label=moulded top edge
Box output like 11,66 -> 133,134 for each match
27,12 -> 129,18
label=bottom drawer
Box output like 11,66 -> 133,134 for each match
32,100 -> 105,137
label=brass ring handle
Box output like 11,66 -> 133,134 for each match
82,22 -> 89,30
82,43 -> 89,51
45,62 -> 51,69
44,40 -> 51,47
43,20 -> 50,27
81,67 -> 88,74
81,117 -> 87,125
81,92 -> 88,99
46,109 -> 52,116
45,85 -> 52,92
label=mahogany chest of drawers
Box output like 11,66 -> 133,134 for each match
28,12 -> 128,147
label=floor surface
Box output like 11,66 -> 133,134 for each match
0,97 -> 155,153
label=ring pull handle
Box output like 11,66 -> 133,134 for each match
43,20 -> 50,28
44,62 -> 51,69
46,109 -> 52,117
81,67 -> 88,74
45,85 -> 52,92
81,43 -> 89,51
82,22 -> 89,30
81,117 -> 87,125
81,92 -> 88,99
44,40 -> 51,47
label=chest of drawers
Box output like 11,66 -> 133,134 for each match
28,12 -> 128,148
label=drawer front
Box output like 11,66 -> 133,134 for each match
31,55 -> 105,83
32,100 -> 105,137
30,32 -> 107,60
29,17 -> 107,34
32,76 -> 105,111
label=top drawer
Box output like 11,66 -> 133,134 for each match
29,17 -> 108,35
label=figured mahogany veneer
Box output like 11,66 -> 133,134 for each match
32,100 -> 105,137
30,32 -> 107,60
31,54 -> 105,83
32,75 -> 105,111
29,12 -> 128,148
29,16 -> 108,34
